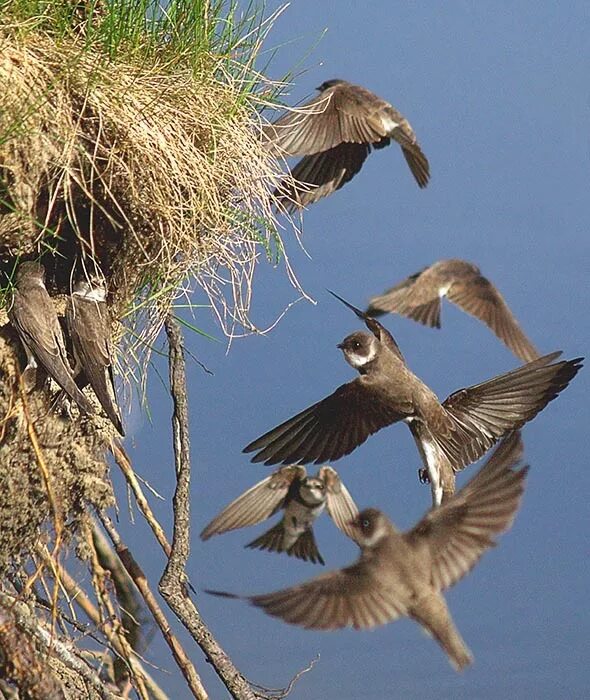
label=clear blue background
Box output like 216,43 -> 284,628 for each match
116,3 -> 590,698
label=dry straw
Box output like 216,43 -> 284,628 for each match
0,9 -> 294,378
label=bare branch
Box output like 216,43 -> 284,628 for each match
110,440 -> 199,598
88,523 -> 149,699
96,512 -> 208,700
0,601 -> 64,700
160,315 -> 256,700
250,656 -> 319,699
35,543 -> 168,700
110,441 -> 172,558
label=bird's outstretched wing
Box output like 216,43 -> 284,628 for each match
200,466 -> 306,540
405,432 -> 527,590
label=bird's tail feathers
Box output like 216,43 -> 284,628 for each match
246,522 -> 324,565
413,596 -> 473,672
203,589 -> 243,600
246,522 -> 288,555
289,528 -> 325,565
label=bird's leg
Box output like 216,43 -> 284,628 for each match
49,388 -> 74,419
418,468 -> 430,484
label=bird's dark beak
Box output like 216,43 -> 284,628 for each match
336,342 -> 344,350
348,516 -> 360,530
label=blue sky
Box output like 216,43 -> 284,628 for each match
117,3 -> 590,698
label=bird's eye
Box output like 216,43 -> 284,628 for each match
352,341 -> 361,350
361,518 -> 370,529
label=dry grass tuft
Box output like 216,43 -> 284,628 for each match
0,21 -> 291,364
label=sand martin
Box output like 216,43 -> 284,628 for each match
366,259 -> 539,363
265,79 -> 429,211
8,261 -> 93,414
244,292 -> 582,505
208,433 -> 527,671
200,465 -> 359,565
66,275 -> 124,435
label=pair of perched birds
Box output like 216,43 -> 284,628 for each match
8,261 -> 124,435
202,80 -> 583,669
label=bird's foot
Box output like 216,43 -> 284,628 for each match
418,468 -> 430,484
50,390 -> 73,419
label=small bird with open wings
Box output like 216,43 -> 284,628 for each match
244,292 -> 582,505
208,433 -> 527,671
265,79 -> 430,211
366,259 -> 539,363
201,465 -> 359,565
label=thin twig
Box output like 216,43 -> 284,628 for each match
159,315 -> 256,700
96,511 -> 208,700
35,543 -> 167,700
110,440 -> 171,557
19,376 -> 64,609
250,655 -> 320,699
110,440 -> 198,596
86,525 -> 150,700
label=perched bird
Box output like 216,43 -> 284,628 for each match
265,79 -> 429,211
200,465 -> 358,565
244,292 -> 582,506
208,433 -> 528,671
66,275 -> 124,435
366,259 -> 539,363
8,261 -> 93,414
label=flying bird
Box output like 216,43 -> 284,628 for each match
66,275 -> 124,435
209,432 -> 528,671
366,259 -> 539,363
200,465 -> 358,565
265,79 -> 430,211
244,292 -> 582,506
8,261 -> 93,414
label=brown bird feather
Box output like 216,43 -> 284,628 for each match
66,276 -> 124,435
244,293 -> 582,505
265,79 -> 430,211
8,261 -> 93,414
209,433 -> 528,672
367,259 -> 539,363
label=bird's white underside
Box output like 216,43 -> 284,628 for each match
438,284 -> 452,298
422,440 -> 443,507
283,500 -> 325,540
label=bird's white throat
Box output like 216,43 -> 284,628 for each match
360,521 -> 388,548
74,286 -> 106,302
345,343 -> 377,369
